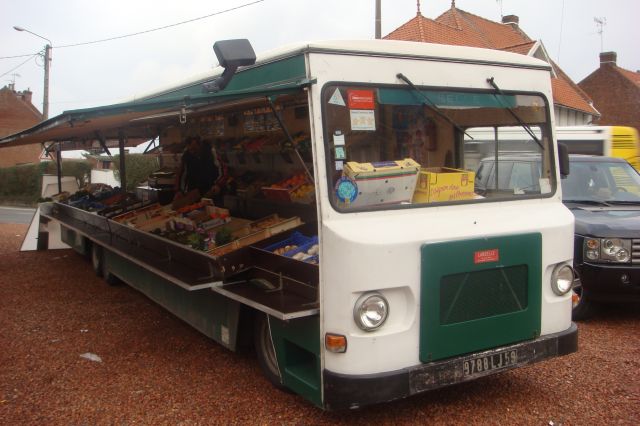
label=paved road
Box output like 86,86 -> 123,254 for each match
0,206 -> 36,224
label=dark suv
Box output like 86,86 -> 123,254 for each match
476,155 -> 640,319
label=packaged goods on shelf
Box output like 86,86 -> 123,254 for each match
343,158 -> 420,207
148,169 -> 176,188
412,167 -> 475,203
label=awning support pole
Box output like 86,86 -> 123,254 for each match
118,130 -> 127,192
56,142 -> 62,194
267,97 -> 314,184
95,131 -> 113,156
143,137 -> 157,154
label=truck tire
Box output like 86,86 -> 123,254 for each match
91,244 -> 104,278
104,271 -> 122,286
254,314 -> 286,390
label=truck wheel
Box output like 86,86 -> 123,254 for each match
571,285 -> 597,321
91,244 -> 104,278
254,314 -> 286,390
104,271 -> 122,286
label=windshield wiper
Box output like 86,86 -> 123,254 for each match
486,77 -> 543,150
396,73 -> 474,140
563,199 -> 612,207
606,200 -> 640,205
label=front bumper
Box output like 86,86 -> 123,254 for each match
323,323 -> 578,410
577,262 -> 640,302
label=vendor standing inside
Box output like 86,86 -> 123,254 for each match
173,136 -> 228,204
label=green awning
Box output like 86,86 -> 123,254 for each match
0,54 -> 310,150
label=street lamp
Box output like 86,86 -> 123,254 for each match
13,26 -> 52,120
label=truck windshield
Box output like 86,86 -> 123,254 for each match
322,84 -> 554,211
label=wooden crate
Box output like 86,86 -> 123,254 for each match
208,215 -> 302,257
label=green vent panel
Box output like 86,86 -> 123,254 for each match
420,234 -> 541,362
440,265 -> 528,325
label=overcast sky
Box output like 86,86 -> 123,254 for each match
2,0 -> 639,119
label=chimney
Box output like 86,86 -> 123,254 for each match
18,90 -> 33,104
600,51 -> 617,67
502,15 -> 519,27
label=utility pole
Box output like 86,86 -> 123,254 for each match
43,44 -> 51,119
13,26 -> 52,120
375,0 -> 381,39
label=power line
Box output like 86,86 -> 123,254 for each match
0,52 -> 42,60
0,53 -> 39,79
1,0 -> 264,59
56,0 -> 265,49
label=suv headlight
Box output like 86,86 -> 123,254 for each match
584,238 -> 631,263
353,293 -> 389,331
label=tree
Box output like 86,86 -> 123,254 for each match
45,159 -> 92,188
112,153 -> 160,191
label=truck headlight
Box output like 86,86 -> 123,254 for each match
353,293 -> 389,331
583,238 -> 631,263
551,264 -> 574,296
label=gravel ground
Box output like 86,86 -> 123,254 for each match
1,223 -> 638,425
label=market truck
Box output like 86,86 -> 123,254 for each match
0,40 -> 577,409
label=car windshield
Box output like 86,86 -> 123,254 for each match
322,85 -> 554,212
562,160 -> 640,203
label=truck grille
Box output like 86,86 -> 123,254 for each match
419,233 -> 541,362
440,265 -> 528,325
633,239 -> 640,264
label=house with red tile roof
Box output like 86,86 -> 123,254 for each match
384,1 -> 599,126
578,52 -> 640,133
0,84 -> 44,167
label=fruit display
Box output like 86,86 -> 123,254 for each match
290,183 -> 315,204
262,172 -> 314,203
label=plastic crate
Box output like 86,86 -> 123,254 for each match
263,232 -> 312,257
286,236 -> 319,261
261,185 -> 300,202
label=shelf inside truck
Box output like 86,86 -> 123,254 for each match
41,202 -> 223,291
212,265 -> 318,320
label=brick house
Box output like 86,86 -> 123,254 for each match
578,52 -> 640,132
384,1 -> 599,126
0,84 -> 44,167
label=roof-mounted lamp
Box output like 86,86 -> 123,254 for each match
202,39 -> 256,93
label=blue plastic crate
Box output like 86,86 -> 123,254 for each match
263,232 -> 312,257
304,255 -> 319,264
286,236 -> 319,261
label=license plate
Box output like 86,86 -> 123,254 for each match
462,349 -> 518,377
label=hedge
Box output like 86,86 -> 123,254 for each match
0,160 -> 91,206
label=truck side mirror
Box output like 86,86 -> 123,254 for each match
203,39 -> 256,93
558,143 -> 570,177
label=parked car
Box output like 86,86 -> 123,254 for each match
475,154 -> 640,319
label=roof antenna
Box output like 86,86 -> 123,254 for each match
496,0 -> 503,18
594,17 -> 606,52
9,73 -> 21,86
417,0 -> 421,16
